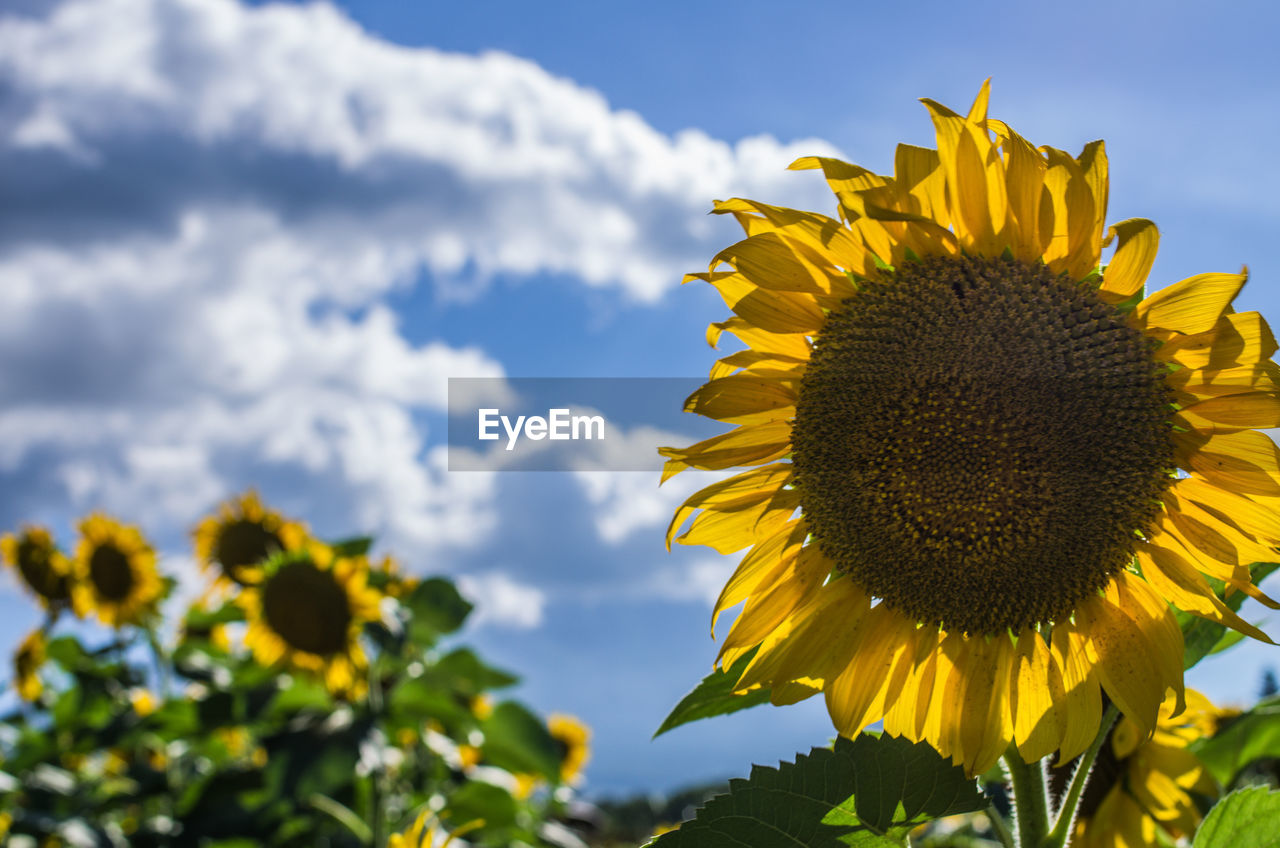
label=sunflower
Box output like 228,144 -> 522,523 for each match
1,525 -> 72,611
1059,689 -> 1219,848
193,490 -> 307,589
71,514 -> 164,627
389,812 -> 484,848
549,713 -> 591,784
663,82 -> 1279,775
239,542 -> 382,697
13,629 -> 46,701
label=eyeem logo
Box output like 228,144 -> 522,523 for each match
478,408 -> 606,451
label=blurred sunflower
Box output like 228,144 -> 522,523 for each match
239,542 -> 382,697
389,812 -> 483,848
1,525 -> 72,611
12,629 -> 46,701
193,491 -> 306,589
665,81 -> 1279,775
71,514 -> 164,627
549,713 -> 591,784
1060,689 -> 1219,848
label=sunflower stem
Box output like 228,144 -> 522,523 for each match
1043,704 -> 1120,848
987,802 -> 1016,848
367,652 -> 385,847
1002,745 -> 1049,848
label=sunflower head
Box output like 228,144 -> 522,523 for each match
71,513 -> 164,628
665,81 -> 1279,775
1,525 -> 72,611
193,490 -> 307,589
13,628 -> 46,702
1062,689 -> 1221,847
548,713 -> 591,784
239,542 -> 383,698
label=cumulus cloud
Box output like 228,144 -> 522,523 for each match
0,0 -> 841,576
0,0 -> 843,302
457,571 -> 546,630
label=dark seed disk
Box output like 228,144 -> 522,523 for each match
791,255 -> 1174,636
261,559 -> 353,656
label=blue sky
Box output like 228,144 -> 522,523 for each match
0,0 -> 1278,795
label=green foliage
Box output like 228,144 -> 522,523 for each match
1193,786 -> 1280,847
1191,694 -> 1280,787
0,507 -> 587,847
1178,562 -> 1279,669
654,647 -> 772,738
648,734 -> 986,847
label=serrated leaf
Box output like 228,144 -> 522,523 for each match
648,734 -> 986,847
1190,695 -> 1280,785
1177,562 -> 1279,669
654,647 -> 772,738
1193,786 -> 1280,847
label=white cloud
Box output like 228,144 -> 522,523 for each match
0,0 -> 840,567
0,0 -> 844,303
457,571 -> 546,630
642,558 -> 737,608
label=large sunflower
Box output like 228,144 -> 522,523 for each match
193,490 -> 307,589
664,82 -> 1278,775
1,525 -> 73,612
71,514 -> 164,627
1060,689 -> 1220,848
239,542 -> 382,697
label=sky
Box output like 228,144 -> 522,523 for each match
0,0 -> 1278,795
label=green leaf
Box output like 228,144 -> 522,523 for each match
1190,695 -> 1280,785
1177,562 -> 1279,669
329,536 -> 374,557
429,648 -> 518,694
1192,786 -> 1280,847
654,647 -> 772,738
404,578 -> 473,643
648,734 -> 986,847
446,780 -> 518,829
481,701 -> 561,782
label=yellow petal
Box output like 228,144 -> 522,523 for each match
666,463 -> 792,548
684,373 -> 797,425
824,605 -> 918,739
1136,540 -> 1274,644
689,271 -> 828,334
1051,621 -> 1103,763
712,232 -> 854,297
893,143 -> 949,228
1077,575 -> 1183,738
706,317 -> 812,360
999,127 -> 1048,261
1135,270 -> 1247,335
673,486 -> 798,555
712,198 -> 870,280
1157,310 -> 1278,369
659,420 -> 793,480
1100,218 -> 1159,301
941,632 -> 1012,775
735,577 -> 870,692
1175,476 -> 1280,545
720,543 -> 830,654
1010,629 -> 1066,763
1175,391 -> 1280,432
711,521 -> 806,624
1174,429 -> 1280,497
